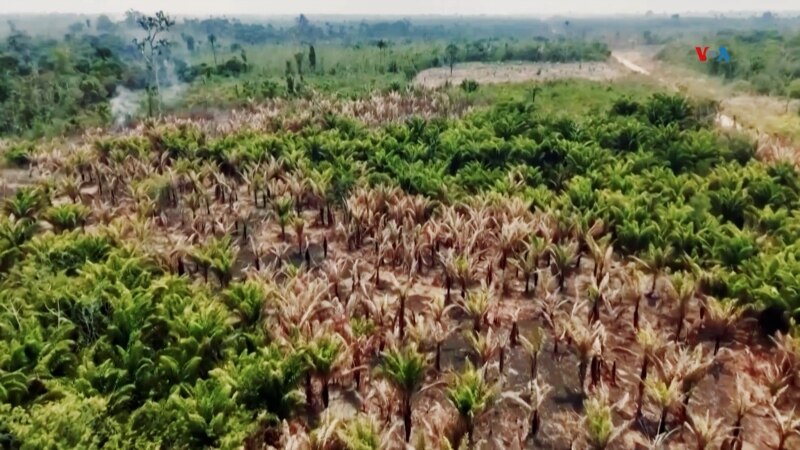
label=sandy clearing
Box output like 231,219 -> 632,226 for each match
610,52 -> 650,75
413,61 -> 623,88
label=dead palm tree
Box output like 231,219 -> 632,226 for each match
464,328 -> 500,369
684,410 -> 729,450
645,377 -> 681,435
703,297 -> 742,356
550,242 -> 578,290
454,252 -> 480,298
727,375 -> 765,450
292,215 -> 306,253
632,244 -> 674,300
668,272 -> 696,340
587,234 -> 614,283
502,377 -> 552,440
634,322 -> 667,415
459,284 -> 493,333
622,268 -> 646,329
512,235 -> 547,294
767,403 -> 800,450
520,326 -> 547,381
568,317 -> 605,395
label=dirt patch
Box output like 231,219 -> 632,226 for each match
414,61 -> 623,88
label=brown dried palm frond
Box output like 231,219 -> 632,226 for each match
684,410 -> 729,450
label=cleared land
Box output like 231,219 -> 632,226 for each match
414,61 -> 623,88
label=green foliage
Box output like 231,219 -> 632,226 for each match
3,143 -> 33,167
213,346 -> 305,420
45,204 -> 89,232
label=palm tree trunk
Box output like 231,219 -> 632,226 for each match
510,321 -> 519,346
403,397 -> 413,443
649,272 -> 658,297
322,377 -> 330,409
657,408 -> 668,435
579,359 -> 588,394
637,358 -> 648,416
676,309 -> 685,340
398,296 -> 406,341
436,342 -> 442,371
531,409 -> 540,438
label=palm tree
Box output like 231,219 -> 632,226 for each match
211,235 -> 239,288
459,284 -> 493,333
208,33 -> 218,66
520,326 -> 546,380
645,377 -> 681,435
273,196 -> 294,241
337,416 -> 386,450
292,215 -> 306,253
512,235 -> 546,294
503,377 -> 552,440
445,43 -> 459,76
303,334 -> 345,409
669,272 -> 696,340
622,269 -> 646,329
587,234 -> 613,282
568,318 -> 605,394
223,281 -> 265,327
727,375 -> 764,449
670,346 -> 712,419
632,244 -> 674,300
3,187 -> 44,221
635,323 -> 666,415
445,362 -> 498,447
550,242 -> 578,290
703,297 -> 742,356
583,386 -> 629,450
376,39 -> 388,67
684,410 -> 729,450
464,329 -> 500,368
767,404 -> 800,450
374,345 -> 427,443
454,252 -> 479,298
45,203 -> 89,232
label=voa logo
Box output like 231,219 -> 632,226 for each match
695,46 -> 731,63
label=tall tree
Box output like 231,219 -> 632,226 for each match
294,51 -> 305,77
208,34 -> 218,66
308,45 -> 316,72
445,43 -> 459,76
377,39 -> 388,67
133,11 -> 174,118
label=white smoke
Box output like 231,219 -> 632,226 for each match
109,59 -> 187,128
110,86 -> 140,128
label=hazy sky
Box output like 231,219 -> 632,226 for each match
0,0 -> 797,16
